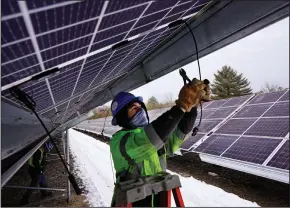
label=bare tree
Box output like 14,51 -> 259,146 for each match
162,92 -> 176,107
260,82 -> 285,93
164,92 -> 173,103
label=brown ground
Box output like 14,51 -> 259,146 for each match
2,129 -> 289,207
167,154 -> 289,207
1,138 -> 89,207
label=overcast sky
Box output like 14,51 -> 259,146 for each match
106,17 -> 289,106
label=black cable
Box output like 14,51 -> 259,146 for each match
183,21 -> 203,136
10,87 -> 82,195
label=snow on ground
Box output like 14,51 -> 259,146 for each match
69,129 -> 259,207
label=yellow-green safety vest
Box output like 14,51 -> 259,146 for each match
28,147 -> 44,168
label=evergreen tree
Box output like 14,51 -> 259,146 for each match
211,66 -> 252,99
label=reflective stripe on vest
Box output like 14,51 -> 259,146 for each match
28,148 -> 44,168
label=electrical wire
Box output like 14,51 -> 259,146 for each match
183,21 -> 203,135
10,87 -> 82,195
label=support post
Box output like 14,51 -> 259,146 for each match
62,132 -> 66,161
66,130 -> 71,203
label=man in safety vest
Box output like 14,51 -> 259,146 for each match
20,142 -> 54,206
110,78 -> 210,206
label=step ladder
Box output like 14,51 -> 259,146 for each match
113,172 -> 185,207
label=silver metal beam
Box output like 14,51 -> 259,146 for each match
1,135 -> 50,187
3,185 -> 66,192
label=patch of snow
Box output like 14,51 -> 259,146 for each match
69,129 -> 259,207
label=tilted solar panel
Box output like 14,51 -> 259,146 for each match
266,140 -> 289,170
1,0 -> 210,123
192,90 -> 289,172
180,94 -> 253,150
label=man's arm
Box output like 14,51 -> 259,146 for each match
166,107 -> 198,156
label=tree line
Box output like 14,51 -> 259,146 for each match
89,65 -> 287,119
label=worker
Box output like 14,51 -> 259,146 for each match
110,78 -> 210,206
20,142 -> 54,206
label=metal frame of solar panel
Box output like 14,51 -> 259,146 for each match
191,90 -> 289,184
179,94 -> 254,151
2,0 -> 210,124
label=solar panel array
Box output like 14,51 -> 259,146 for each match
180,94 -> 253,150
1,0 -> 210,124
76,90 -> 289,178
191,90 -> 289,171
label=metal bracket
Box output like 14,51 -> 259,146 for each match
141,62 -> 152,83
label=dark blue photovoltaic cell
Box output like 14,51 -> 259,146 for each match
128,22 -> 157,38
264,102 -> 289,117
106,1 -> 146,13
43,47 -> 88,69
37,20 -> 96,49
248,91 -> 287,104
49,66 -> 80,103
33,89 -> 54,112
85,50 -> 111,65
41,36 -> 91,61
267,140 -> 289,170
206,99 -> 229,109
180,133 -> 206,150
201,101 -> 212,109
222,136 -> 281,164
135,10 -> 167,28
215,118 -> 256,135
198,120 -> 223,133
167,1 -> 193,16
2,65 -> 42,86
91,33 -> 126,52
2,0 -> 20,16
196,109 -> 216,120
2,40 -> 34,62
278,91 -> 289,101
233,103 -> 271,118
93,21 -> 134,44
144,1 -> 176,15
157,13 -> 183,27
2,55 -> 39,75
1,18 -> 29,44
30,1 -> 103,34
245,117 -> 289,137
26,0 -> 68,9
221,95 -> 251,107
99,6 -> 146,30
194,134 -> 238,156
208,107 -> 236,119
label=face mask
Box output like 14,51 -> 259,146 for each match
128,108 -> 148,128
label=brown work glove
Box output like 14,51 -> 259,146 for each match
176,78 -> 211,112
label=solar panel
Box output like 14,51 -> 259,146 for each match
1,0 -> 210,122
221,136 -> 282,164
247,91 -> 286,104
180,133 -> 206,150
266,140 -> 289,170
179,95 -> 253,150
194,134 -> 238,156
193,90 -> 289,173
